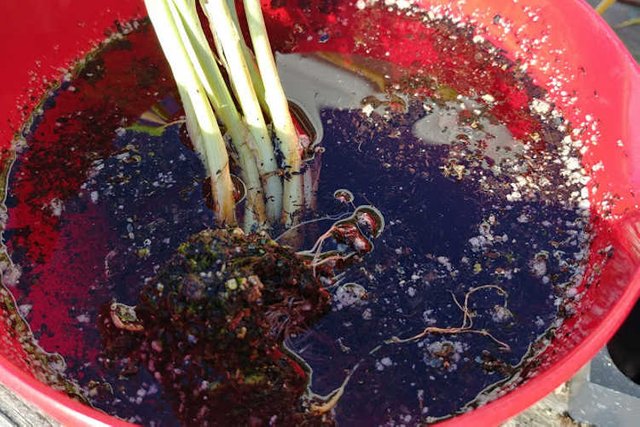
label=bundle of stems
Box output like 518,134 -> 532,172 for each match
145,0 -> 304,230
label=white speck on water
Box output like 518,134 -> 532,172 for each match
18,304 -> 32,317
566,286 -> 579,298
49,198 -> 64,217
422,309 -> 437,325
481,94 -> 495,103
335,283 -> 367,309
147,384 -> 158,395
565,157 -> 581,171
362,104 -> 375,117
578,199 -> 590,210
1,262 -> 22,287
506,190 -> 522,202
531,99 -> 551,115
492,305 -> 513,322
376,357 -> 393,371
436,256 -> 452,271
76,314 -> 91,323
530,254 -> 548,278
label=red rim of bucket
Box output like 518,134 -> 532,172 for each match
0,0 -> 638,426
0,356 -> 132,427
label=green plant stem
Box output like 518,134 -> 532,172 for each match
170,0 -> 267,228
595,0 -> 616,14
243,0 -> 304,226
224,0 -> 271,118
201,0 -> 283,224
616,17 -> 640,28
200,0 -> 270,117
145,0 -> 236,225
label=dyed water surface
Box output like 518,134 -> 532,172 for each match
1,14 -> 589,426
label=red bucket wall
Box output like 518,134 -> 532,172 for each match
0,0 -> 638,426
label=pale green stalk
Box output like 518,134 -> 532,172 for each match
145,0 -> 236,225
595,0 -> 616,14
170,0 -> 267,228
201,0 -> 283,223
224,0 -> 271,118
243,0 -> 304,226
200,0 -> 270,118
207,13 -> 229,71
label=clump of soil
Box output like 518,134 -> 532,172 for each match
100,228 -> 333,426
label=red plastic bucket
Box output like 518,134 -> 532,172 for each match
0,0 -> 639,425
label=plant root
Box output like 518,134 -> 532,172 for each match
386,284 -> 512,352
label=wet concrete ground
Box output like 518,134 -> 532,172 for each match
587,0 -> 640,61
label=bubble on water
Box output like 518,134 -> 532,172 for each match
423,340 -> 467,372
318,30 -> 330,43
335,283 -> 367,309
354,205 -> 385,238
333,188 -> 354,204
231,174 -> 246,204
